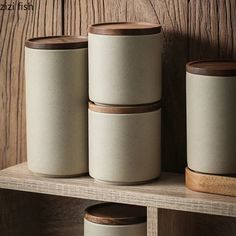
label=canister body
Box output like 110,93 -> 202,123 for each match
25,47 -> 88,176
89,33 -> 162,105
89,104 -> 161,184
187,72 -> 236,175
84,219 -> 147,236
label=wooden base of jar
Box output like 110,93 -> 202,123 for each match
185,167 -> 236,197
32,171 -> 88,178
94,177 -> 159,186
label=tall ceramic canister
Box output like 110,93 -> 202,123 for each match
84,203 -> 147,236
25,36 -> 88,176
89,22 -> 162,105
186,60 -> 236,175
89,102 -> 161,184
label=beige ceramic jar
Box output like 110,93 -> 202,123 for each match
89,102 -> 161,184
186,60 -> 236,175
25,36 -> 88,177
84,203 -> 147,236
88,22 -> 162,105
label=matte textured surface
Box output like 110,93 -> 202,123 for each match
187,72 -> 236,175
25,48 -> 88,176
89,32 -> 162,105
84,219 -> 147,236
89,109 -> 161,183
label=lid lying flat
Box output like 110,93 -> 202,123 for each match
88,22 -> 161,35
186,60 -> 236,76
85,203 -> 146,225
25,36 -> 88,49
89,101 -> 161,114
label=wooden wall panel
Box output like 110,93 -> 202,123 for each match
0,0 -> 62,170
64,0 -> 188,172
188,0 -> 236,60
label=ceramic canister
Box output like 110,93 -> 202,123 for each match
25,36 -> 88,176
186,60 -> 236,175
89,102 -> 161,184
88,22 -> 162,105
84,203 -> 147,236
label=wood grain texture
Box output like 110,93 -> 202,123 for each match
0,0 -> 62,170
25,35 -> 88,49
0,188 -> 99,236
186,60 -> 236,76
185,168 -> 236,197
89,101 -> 161,114
85,202 -> 146,225
64,0 -> 188,172
188,0 -> 236,60
0,189 -> 40,236
0,163 -> 236,217
159,209 -> 236,236
88,22 -> 162,35
147,207 -> 158,236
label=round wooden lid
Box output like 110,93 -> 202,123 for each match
25,36 -> 88,49
88,22 -> 161,35
89,101 -> 161,114
186,60 -> 236,76
84,203 -> 147,225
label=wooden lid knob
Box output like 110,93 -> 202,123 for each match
85,203 -> 147,225
25,36 -> 88,50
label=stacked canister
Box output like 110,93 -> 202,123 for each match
88,22 -> 163,184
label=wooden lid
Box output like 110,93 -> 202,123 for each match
84,203 -> 146,225
89,101 -> 161,114
186,60 -> 236,76
25,36 -> 88,49
88,22 -> 161,35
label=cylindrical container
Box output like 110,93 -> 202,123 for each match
84,203 -> 147,236
88,22 -> 162,105
89,102 -> 161,184
25,36 -> 88,176
186,60 -> 236,175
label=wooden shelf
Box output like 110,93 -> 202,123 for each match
0,163 -> 235,218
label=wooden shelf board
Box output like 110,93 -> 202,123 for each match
0,163 -> 235,218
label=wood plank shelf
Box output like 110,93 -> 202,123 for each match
0,163 -> 235,218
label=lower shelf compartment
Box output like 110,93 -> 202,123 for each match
0,189 -> 235,236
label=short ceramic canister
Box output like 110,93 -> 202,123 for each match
88,22 -> 163,105
25,36 -> 88,177
84,203 -> 147,236
89,102 -> 161,184
186,60 -> 236,175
